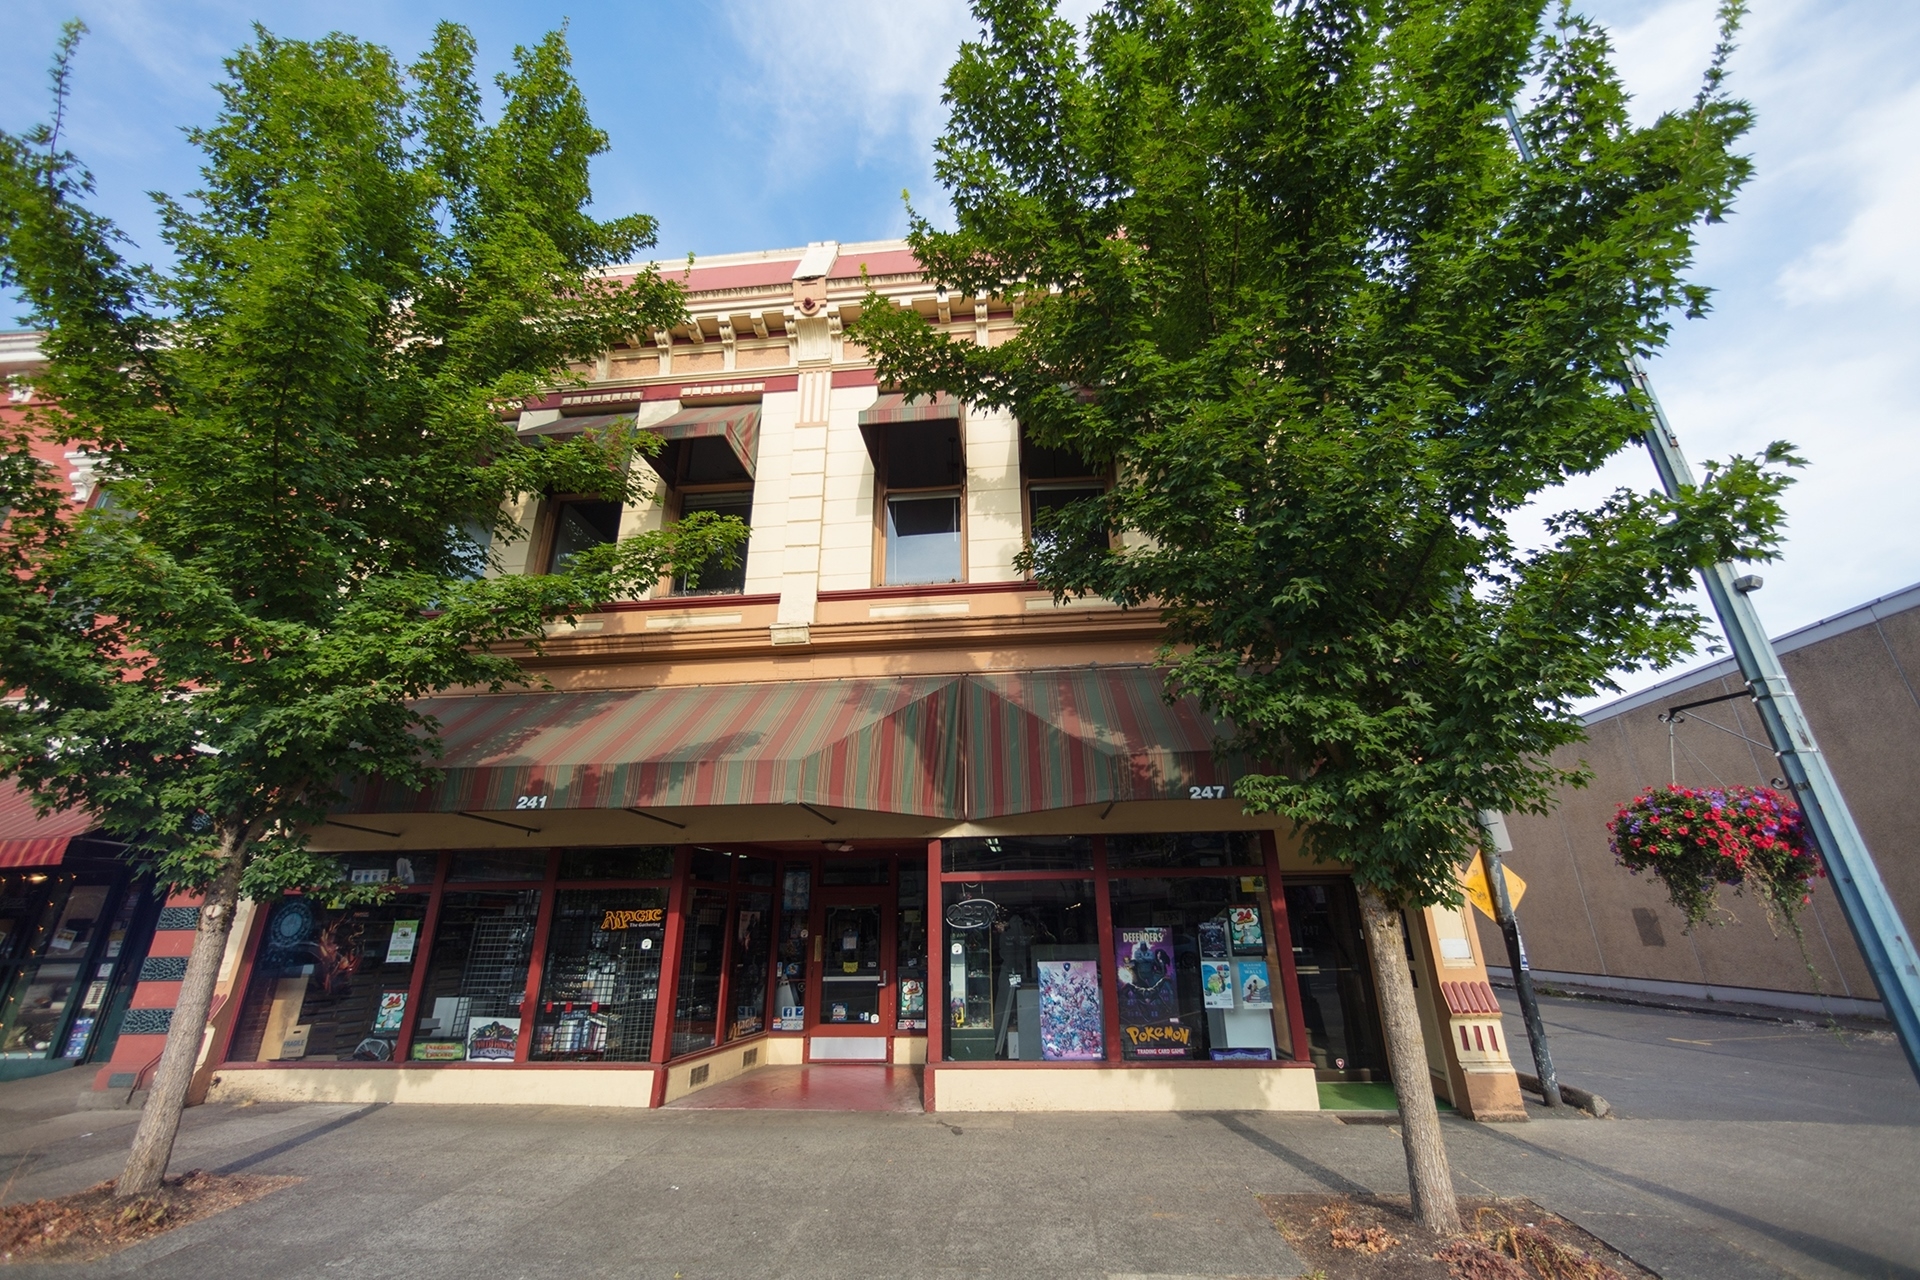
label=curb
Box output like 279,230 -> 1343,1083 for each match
1515,1071 -> 1609,1118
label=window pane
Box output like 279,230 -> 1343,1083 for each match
547,499 -> 623,573
409,891 -> 539,1061
448,850 -> 549,883
737,855 -> 776,886
1022,435 -> 1097,480
672,889 -> 729,1055
942,836 -> 1092,873
227,898 -> 431,1063
679,436 -> 752,485
1028,483 -> 1105,552
1109,877 -> 1286,1062
1105,832 -> 1263,870
773,866 -> 811,1031
726,892 -> 774,1041
674,490 -> 751,595
885,494 -> 962,585
884,420 -> 962,489
532,888 -> 665,1062
943,881 -> 1101,1062
689,848 -> 736,883
897,861 -> 928,1032
558,847 -> 675,881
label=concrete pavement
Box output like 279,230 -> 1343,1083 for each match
0,992 -> 1912,1280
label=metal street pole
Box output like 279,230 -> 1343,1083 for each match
1479,812 -> 1561,1107
1504,109 -> 1920,1083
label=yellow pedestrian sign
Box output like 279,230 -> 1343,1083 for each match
1462,853 -> 1526,921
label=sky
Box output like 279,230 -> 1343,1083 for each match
4,0 -> 1915,709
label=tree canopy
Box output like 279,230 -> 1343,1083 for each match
854,0 -> 1789,906
0,21 -> 739,898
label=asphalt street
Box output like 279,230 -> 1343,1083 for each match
0,993 -> 1912,1280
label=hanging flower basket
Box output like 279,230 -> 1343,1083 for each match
1607,784 -> 1824,931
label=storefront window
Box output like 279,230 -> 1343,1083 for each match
0,879 -> 111,1058
532,888 -> 665,1061
229,897 -> 431,1063
773,865 -> 810,1031
672,888 -> 728,1055
943,836 -> 1091,873
411,890 -> 539,1061
726,892 -> 773,1040
1108,877 -> 1286,1061
333,852 -> 429,886
896,862 -> 928,1032
448,850 -> 549,883
1285,880 -> 1387,1079
943,881 -> 1101,1061
821,857 -> 889,886
1106,832 -> 1262,870
559,847 -> 674,881
690,848 -> 738,883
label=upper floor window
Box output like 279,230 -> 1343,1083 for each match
546,499 -> 622,574
664,436 -> 753,596
862,396 -> 965,586
1020,431 -> 1106,561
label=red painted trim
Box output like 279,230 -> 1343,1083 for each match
394,852 -> 452,1064
923,838 -> 942,1103
1091,837 -> 1123,1063
209,901 -> 271,1069
830,368 -> 879,388
129,981 -> 183,1009
146,931 -> 196,958
1263,831 -> 1313,1064
933,868 -> 1094,883
818,580 -> 1035,603
650,846 -> 692,1066
594,593 -> 779,615
213,1059 -> 664,1073
514,850 -> 560,1064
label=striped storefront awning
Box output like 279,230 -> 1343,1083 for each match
964,669 -> 1247,817
0,781 -> 96,868
340,667 -> 1249,822
351,677 -> 964,818
642,403 -> 761,479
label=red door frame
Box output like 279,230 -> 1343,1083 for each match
805,877 -> 896,1060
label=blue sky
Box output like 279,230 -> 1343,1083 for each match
5,1 -> 1917,706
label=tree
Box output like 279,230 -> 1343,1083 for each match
852,0 -> 1785,1234
0,22 -> 743,1197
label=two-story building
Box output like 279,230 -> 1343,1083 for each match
83,243 -> 1525,1118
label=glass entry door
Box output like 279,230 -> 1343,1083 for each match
814,904 -> 887,1033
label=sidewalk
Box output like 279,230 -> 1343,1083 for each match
1,997 -> 1915,1280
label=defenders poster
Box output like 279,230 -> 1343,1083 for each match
1116,927 -> 1190,1057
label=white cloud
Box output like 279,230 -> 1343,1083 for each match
719,0 -> 977,209
1777,85 -> 1920,305
1548,0 -> 1920,709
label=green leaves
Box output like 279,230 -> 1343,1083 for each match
854,0 -> 1779,908
0,24 -> 734,896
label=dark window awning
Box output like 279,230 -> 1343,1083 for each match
338,667 -> 1248,822
857,392 -> 962,469
858,392 -> 961,427
642,403 -> 761,479
0,781 -> 95,868
518,412 -> 633,439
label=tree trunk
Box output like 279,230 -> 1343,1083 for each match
115,832 -> 245,1198
1356,882 -> 1462,1236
